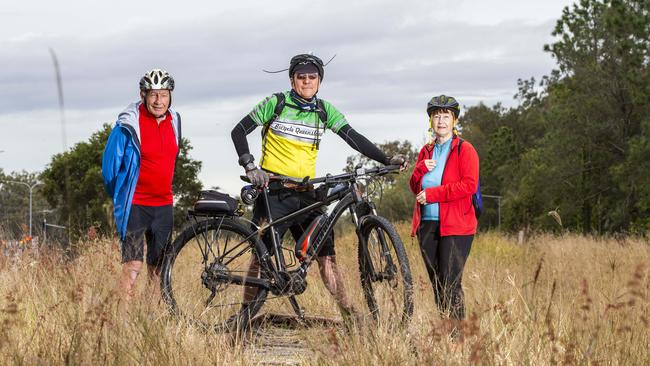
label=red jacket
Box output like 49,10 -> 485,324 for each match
132,103 -> 178,206
409,136 -> 479,237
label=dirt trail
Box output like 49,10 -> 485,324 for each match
244,313 -> 341,365
247,327 -> 309,365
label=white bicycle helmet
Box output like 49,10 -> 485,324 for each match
139,69 -> 175,91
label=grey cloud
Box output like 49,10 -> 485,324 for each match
0,1 -> 559,117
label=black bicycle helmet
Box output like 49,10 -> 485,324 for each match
289,54 -> 325,80
426,94 -> 460,119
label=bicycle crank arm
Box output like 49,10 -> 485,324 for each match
288,295 -> 305,321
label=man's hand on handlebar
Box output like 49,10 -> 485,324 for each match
239,153 -> 269,187
388,154 -> 409,171
245,166 -> 269,187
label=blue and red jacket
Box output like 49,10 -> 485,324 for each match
101,101 -> 181,241
409,135 -> 479,237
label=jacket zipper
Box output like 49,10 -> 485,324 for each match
120,124 -> 141,239
439,137 -> 458,186
437,138 -> 457,229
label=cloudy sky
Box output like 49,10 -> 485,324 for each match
0,0 -> 574,195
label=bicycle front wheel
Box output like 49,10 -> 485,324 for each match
161,217 -> 268,331
358,215 -> 414,325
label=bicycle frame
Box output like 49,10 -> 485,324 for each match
193,166 -> 399,297
261,181 -> 365,275
224,182 -> 362,293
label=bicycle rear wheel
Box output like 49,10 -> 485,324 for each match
161,217 -> 268,331
358,215 -> 413,325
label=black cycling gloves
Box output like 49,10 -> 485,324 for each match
246,168 -> 269,187
388,154 -> 409,171
238,153 -> 269,187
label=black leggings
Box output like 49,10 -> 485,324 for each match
417,220 -> 473,320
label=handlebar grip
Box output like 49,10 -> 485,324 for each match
309,176 -> 327,184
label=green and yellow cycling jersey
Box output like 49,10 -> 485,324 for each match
249,91 -> 348,179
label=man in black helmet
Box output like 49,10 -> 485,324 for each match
231,53 -> 407,317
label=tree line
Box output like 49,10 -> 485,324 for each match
1,0 -> 647,240
353,0 -> 650,235
0,125 -> 202,242
464,0 -> 650,234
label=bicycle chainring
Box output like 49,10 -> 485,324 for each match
289,270 -> 308,295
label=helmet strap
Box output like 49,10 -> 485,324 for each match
428,115 -> 435,145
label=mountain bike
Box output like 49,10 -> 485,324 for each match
160,165 -> 413,331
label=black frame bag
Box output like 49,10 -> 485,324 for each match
193,190 -> 239,216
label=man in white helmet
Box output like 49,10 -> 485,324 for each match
102,69 -> 182,303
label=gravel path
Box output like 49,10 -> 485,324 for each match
244,313 -> 341,365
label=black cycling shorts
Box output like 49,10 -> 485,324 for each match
252,186 -> 335,257
121,204 -> 173,265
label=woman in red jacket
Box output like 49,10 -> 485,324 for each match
410,95 -> 479,329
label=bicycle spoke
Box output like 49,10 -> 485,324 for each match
162,166 -> 409,333
358,215 -> 413,326
162,218 -> 269,330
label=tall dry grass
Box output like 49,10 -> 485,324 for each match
1,224 -> 648,365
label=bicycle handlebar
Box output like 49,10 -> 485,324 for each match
308,164 -> 401,185
239,165 -> 401,186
